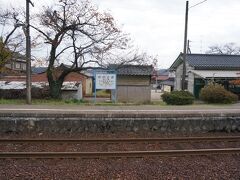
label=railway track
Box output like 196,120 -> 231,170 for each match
0,136 -> 239,159
0,148 -> 240,159
0,136 -> 240,143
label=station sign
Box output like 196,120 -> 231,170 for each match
95,73 -> 116,90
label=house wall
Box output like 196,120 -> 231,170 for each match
163,85 -> 172,92
5,61 -> 26,71
0,76 -> 26,81
117,86 -> 151,103
85,78 -> 92,95
61,90 -> 78,99
31,72 -> 88,96
174,63 -> 183,90
117,76 -> 150,86
188,71 -> 195,94
174,62 -> 194,94
117,75 -> 151,103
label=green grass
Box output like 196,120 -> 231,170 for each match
0,99 -> 26,104
0,98 -> 152,106
0,98 -> 71,105
150,101 -> 167,106
0,98 -> 238,107
64,99 -> 89,105
95,90 -> 110,97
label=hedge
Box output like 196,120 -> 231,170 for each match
161,90 -> 194,105
0,87 -> 50,99
199,83 -> 238,104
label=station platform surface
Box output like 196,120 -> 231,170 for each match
0,103 -> 239,115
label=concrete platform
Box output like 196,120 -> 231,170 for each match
0,103 -> 240,115
0,104 -> 239,134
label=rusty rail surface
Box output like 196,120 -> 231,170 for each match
0,148 -> 239,159
0,136 -> 240,144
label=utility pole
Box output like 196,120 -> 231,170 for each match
181,1 -> 188,90
181,0 -> 207,90
26,0 -> 34,104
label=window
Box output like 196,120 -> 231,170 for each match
15,63 -> 21,69
22,64 -> 26,70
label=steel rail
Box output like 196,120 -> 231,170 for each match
0,136 -> 239,144
0,148 -> 239,159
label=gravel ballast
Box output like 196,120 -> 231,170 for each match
0,132 -> 239,179
0,155 -> 239,179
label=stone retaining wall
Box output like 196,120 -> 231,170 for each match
0,113 -> 239,133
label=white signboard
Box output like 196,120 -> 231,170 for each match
95,73 -> 116,89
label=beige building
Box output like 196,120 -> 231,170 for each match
110,65 -> 153,103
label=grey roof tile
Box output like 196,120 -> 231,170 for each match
32,67 -> 47,74
109,64 -> 153,76
187,54 -> 240,70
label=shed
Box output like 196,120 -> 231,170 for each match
110,64 -> 153,103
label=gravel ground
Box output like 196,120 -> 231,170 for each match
0,155 -> 239,179
0,132 -> 239,179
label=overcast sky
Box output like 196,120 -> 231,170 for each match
1,0 -> 240,68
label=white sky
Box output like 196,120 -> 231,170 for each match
1,0 -> 240,68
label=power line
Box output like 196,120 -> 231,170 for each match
189,0 -> 207,9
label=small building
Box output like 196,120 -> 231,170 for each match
170,53 -> 240,98
31,67 -> 92,98
110,64 -> 153,103
4,52 -> 26,72
160,78 -> 174,92
0,66 -> 93,99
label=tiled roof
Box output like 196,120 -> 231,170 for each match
157,69 -> 169,76
170,53 -> 240,70
109,64 -> 153,76
160,79 -> 174,86
187,54 -> 240,70
12,52 -> 26,61
32,67 -> 47,74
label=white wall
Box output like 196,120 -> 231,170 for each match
174,62 -> 194,93
174,63 -> 183,90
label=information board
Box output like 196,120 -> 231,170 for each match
95,73 -> 116,90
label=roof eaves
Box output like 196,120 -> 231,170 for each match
169,53 -> 183,70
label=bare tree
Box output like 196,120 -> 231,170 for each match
206,43 -> 240,55
30,0 -> 139,98
1,0 -> 153,99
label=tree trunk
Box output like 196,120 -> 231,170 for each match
47,44 -> 64,99
48,79 -> 63,99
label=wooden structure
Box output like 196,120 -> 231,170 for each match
110,64 -> 153,103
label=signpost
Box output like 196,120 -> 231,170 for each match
94,70 -> 117,103
95,73 -> 116,90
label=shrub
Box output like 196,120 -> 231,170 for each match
31,87 -> 50,99
0,87 -> 50,99
0,89 -> 26,99
161,90 -> 194,105
199,83 -> 238,104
